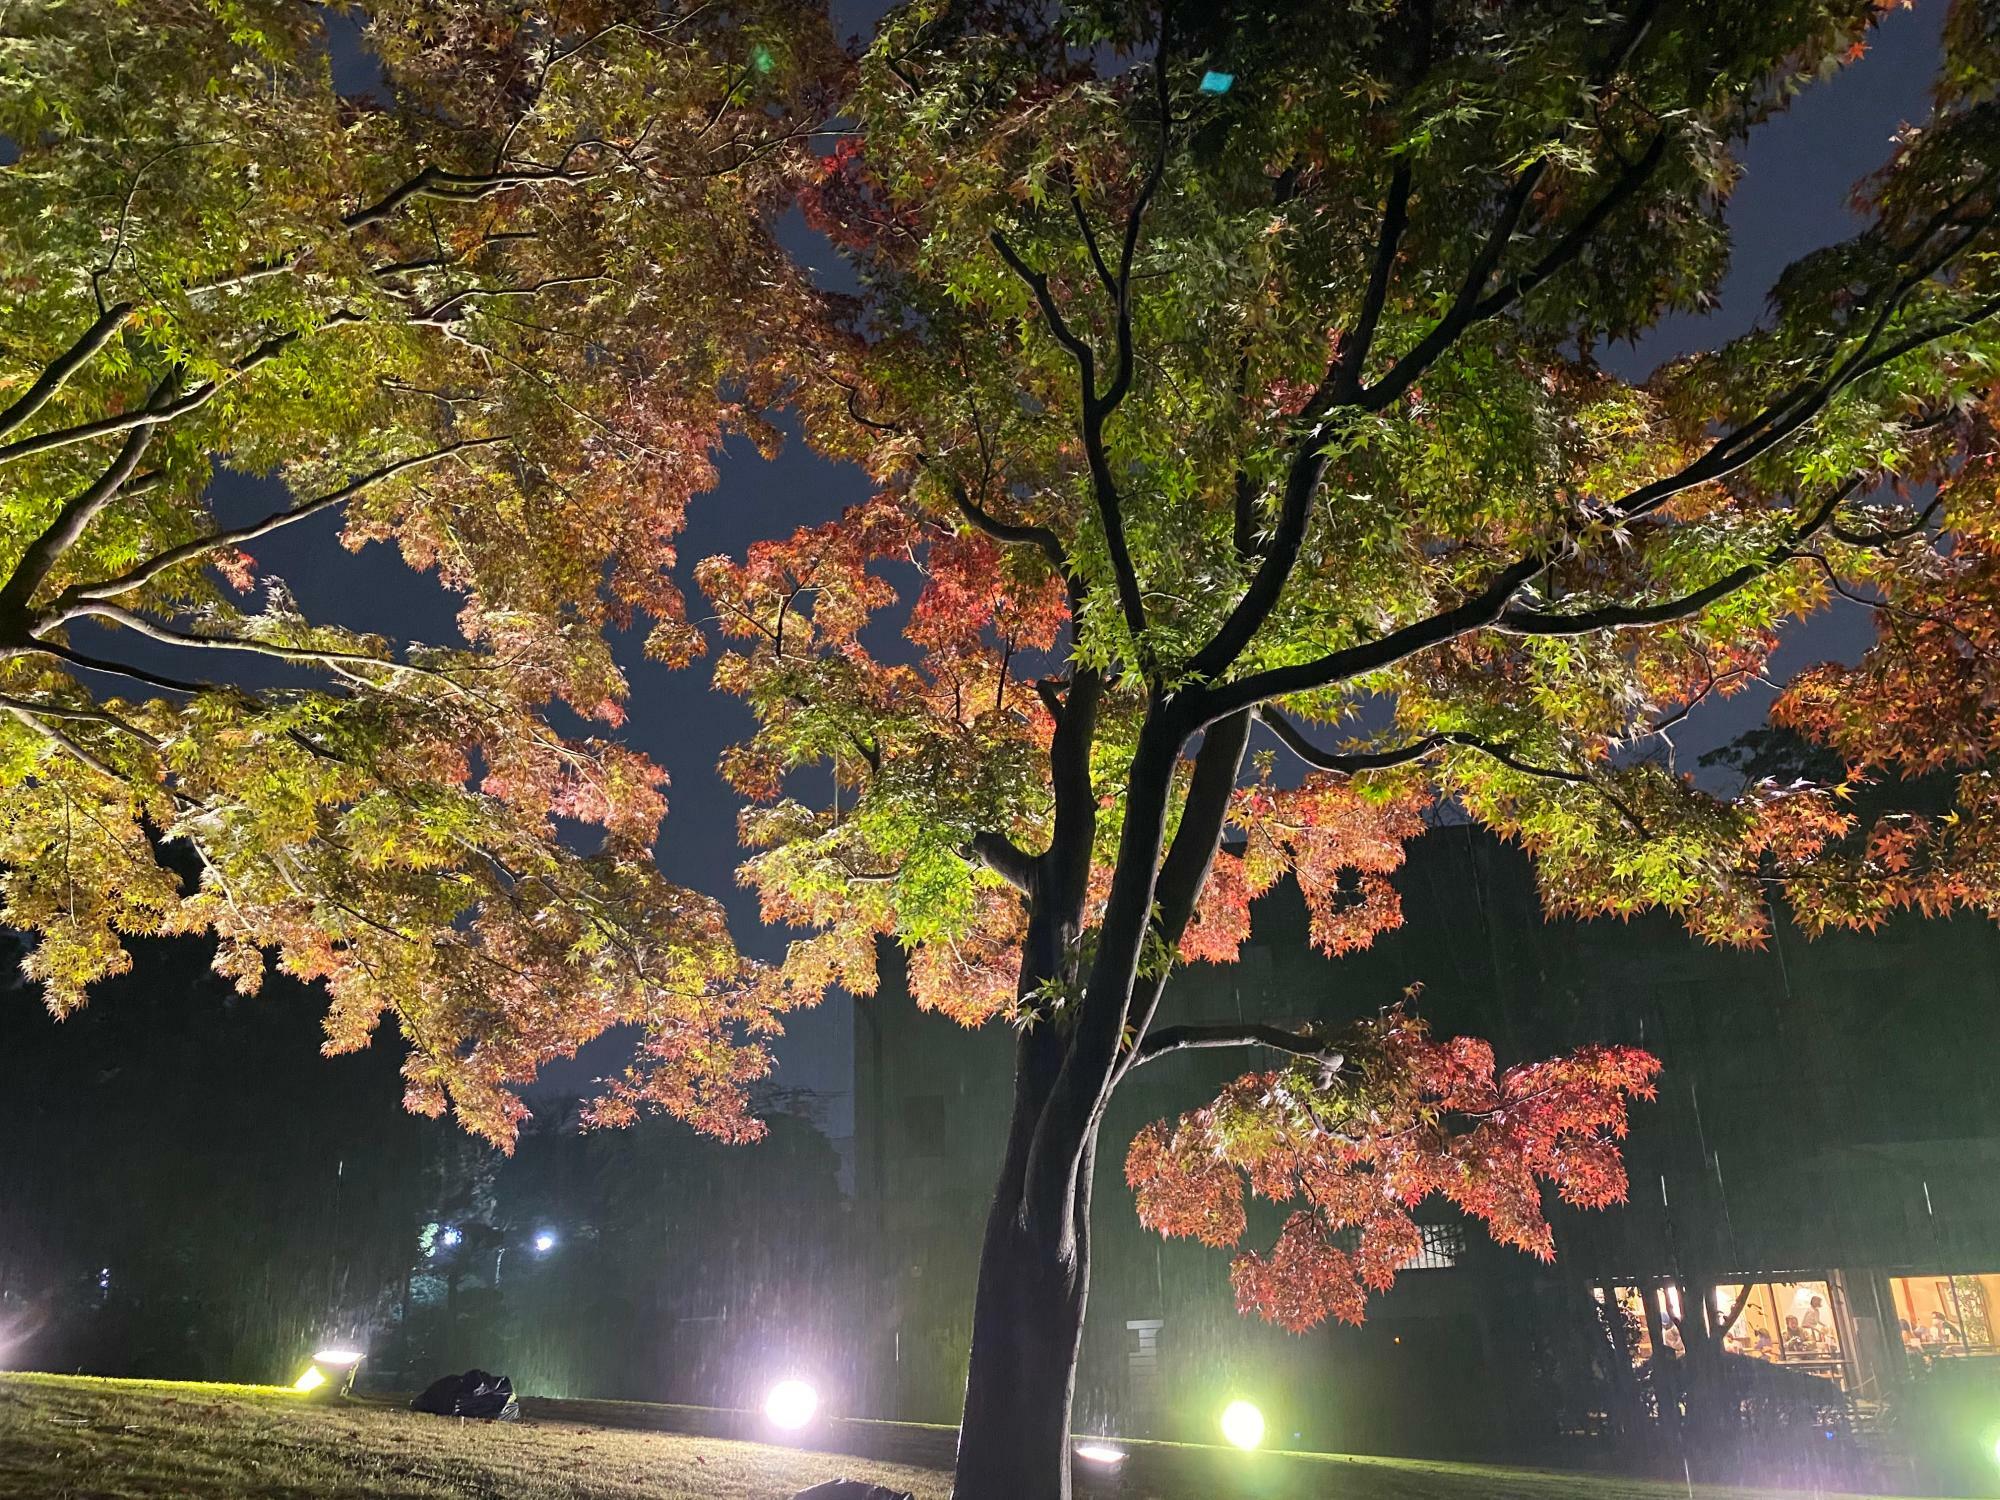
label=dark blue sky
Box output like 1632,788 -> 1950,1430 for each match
84,1 -> 1955,1133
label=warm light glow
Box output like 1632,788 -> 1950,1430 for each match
533,1231 -> 557,1254
293,1366 -> 327,1393
1220,1399 -> 1265,1450
313,1348 -> 363,1366
1075,1442 -> 1127,1466
764,1378 -> 819,1430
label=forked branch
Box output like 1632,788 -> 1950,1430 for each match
1129,1021 -> 1343,1070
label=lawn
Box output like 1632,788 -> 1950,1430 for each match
0,1372 -> 1920,1500
0,1373 -> 949,1499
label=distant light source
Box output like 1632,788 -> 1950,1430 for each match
1220,1399 -> 1265,1450
764,1378 -> 819,1430
1198,70 -> 1235,95
293,1366 -> 327,1393
751,43 -> 775,74
533,1231 -> 557,1254
1075,1442 -> 1127,1466
440,1226 -> 462,1247
313,1348 -> 363,1367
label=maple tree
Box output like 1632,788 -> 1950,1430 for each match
13,2 -> 2000,1496
0,0 -> 842,1145
704,0 -> 2000,1494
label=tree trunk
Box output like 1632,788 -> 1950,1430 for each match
952,1109 -> 1095,1500
950,699 -> 1191,1498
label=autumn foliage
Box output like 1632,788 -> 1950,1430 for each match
11,6 -> 2000,1479
707,0 -> 2000,1417
1127,1008 -> 1661,1330
0,0 -> 844,1144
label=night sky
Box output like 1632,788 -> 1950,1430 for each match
13,1 -> 1951,1142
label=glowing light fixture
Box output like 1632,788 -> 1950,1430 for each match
1075,1442 -> 1127,1466
533,1231 -> 557,1254
440,1226 -> 462,1247
764,1378 -> 819,1430
312,1348 -> 363,1366
1199,70 -> 1235,94
293,1366 -> 328,1393
1220,1399 -> 1265,1450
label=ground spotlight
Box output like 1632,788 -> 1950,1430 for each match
312,1348 -> 363,1366
1220,1398 -> 1265,1450
764,1378 -> 819,1430
292,1366 -> 327,1393
1075,1441 -> 1127,1466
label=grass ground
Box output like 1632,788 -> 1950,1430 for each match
0,1372 -> 1921,1500
0,1374 -> 949,1499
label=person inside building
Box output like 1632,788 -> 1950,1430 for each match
1932,1311 -> 1963,1349
1803,1295 -> 1826,1335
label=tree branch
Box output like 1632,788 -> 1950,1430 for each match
0,302 -> 133,443
20,639 -> 217,696
1112,708 -> 1255,1084
2,701 -> 129,783
1201,469 -> 1872,728
1185,167 -> 1412,685
1099,25 -> 1171,421
1149,710 -> 1254,956
1199,551 -> 1552,722
0,316 -> 362,468
1335,163 -> 1413,406
1360,159 -> 1551,412
1356,0 -> 1664,413
1043,666 -> 1102,905
412,275 -> 611,327
51,602 -> 422,678
991,232 -> 1149,653
341,164 -> 587,232
1500,478 -> 1861,636
1067,178 -> 1119,307
48,436 -> 513,613
1467,131 -> 1669,322
948,477 -> 1070,575
1258,709 -> 1449,774
971,830 -> 1037,893
1608,292 -> 2000,527
1830,492 -> 1944,549
1129,1021 -> 1343,1070
1260,708 -> 1650,835
0,373 -> 176,625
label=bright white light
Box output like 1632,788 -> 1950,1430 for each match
440,1226 -> 462,1247
764,1378 -> 819,1430
1220,1399 -> 1265,1450
293,1366 -> 327,1393
313,1348 -> 363,1366
533,1231 -> 557,1254
1075,1442 -> 1127,1466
